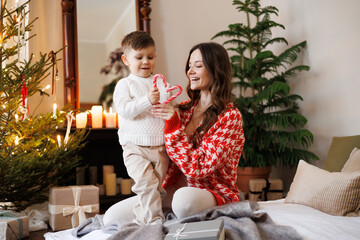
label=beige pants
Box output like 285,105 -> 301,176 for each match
122,142 -> 169,225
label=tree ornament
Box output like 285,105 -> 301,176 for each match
21,74 -> 30,120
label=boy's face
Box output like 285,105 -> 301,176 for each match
122,46 -> 156,78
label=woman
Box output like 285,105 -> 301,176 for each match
103,42 -> 245,224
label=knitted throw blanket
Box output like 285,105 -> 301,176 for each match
73,201 -> 302,240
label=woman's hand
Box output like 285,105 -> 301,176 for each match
152,104 -> 176,120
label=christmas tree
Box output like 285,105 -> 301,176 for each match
0,1 -> 86,211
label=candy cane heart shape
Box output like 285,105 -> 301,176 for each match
153,74 -> 182,105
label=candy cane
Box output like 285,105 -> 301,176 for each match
152,74 -> 182,104
163,85 -> 182,105
153,74 -> 167,88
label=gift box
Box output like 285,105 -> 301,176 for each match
249,178 -> 283,201
48,185 -> 99,231
0,210 -> 29,240
165,219 -> 225,240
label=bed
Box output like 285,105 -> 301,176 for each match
43,198 -> 360,240
44,135 -> 360,239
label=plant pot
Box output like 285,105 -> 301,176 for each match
236,166 -> 271,197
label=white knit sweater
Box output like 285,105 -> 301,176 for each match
113,73 -> 171,146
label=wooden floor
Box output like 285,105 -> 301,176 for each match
28,229 -> 52,240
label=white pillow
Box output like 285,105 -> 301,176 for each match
285,160 -> 360,216
341,147 -> 360,172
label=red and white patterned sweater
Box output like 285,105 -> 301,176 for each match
162,102 -> 245,205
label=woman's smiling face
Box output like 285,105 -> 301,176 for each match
187,49 -> 211,91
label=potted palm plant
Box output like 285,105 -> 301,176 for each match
212,0 -> 318,193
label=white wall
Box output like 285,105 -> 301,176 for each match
28,0 -> 63,114
78,42 -> 107,103
151,0 -> 360,191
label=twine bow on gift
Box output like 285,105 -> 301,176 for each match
48,186 -> 99,228
172,223 -> 188,239
0,210 -> 24,239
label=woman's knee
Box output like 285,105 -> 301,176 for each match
171,187 -> 216,219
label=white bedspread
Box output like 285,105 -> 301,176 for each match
258,199 -> 360,240
44,199 -> 360,240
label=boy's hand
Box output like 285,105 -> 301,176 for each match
148,87 -> 160,105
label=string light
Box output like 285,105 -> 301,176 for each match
41,85 -> 51,92
14,136 -> 19,145
57,135 -> 61,147
53,103 -> 57,118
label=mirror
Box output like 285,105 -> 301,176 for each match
61,0 -> 151,109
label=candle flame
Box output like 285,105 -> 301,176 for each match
109,107 -> 113,113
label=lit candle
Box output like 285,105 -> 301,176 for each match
53,103 -> 57,118
91,105 -> 103,128
105,107 -> 116,128
57,135 -> 61,147
105,173 -> 116,196
76,112 -> 87,128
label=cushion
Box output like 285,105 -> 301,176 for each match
323,135 -> 360,172
341,148 -> 360,172
285,160 -> 360,216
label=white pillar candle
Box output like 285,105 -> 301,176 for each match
105,107 -> 116,128
89,166 -> 98,185
76,112 -> 87,128
105,173 -> 117,196
91,105 -> 103,128
121,178 -> 132,195
76,167 -> 85,185
103,165 -> 114,185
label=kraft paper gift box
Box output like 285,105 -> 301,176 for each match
165,220 -> 225,240
249,178 -> 283,201
0,210 -> 29,240
49,185 -> 99,231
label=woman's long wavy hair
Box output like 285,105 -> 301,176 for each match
180,42 -> 233,147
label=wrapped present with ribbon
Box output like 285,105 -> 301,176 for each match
48,185 -> 99,231
0,210 -> 29,240
249,178 -> 283,201
165,219 -> 225,240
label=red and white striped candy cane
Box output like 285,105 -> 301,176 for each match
152,74 -> 182,105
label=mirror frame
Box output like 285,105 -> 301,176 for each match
61,0 -> 152,109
